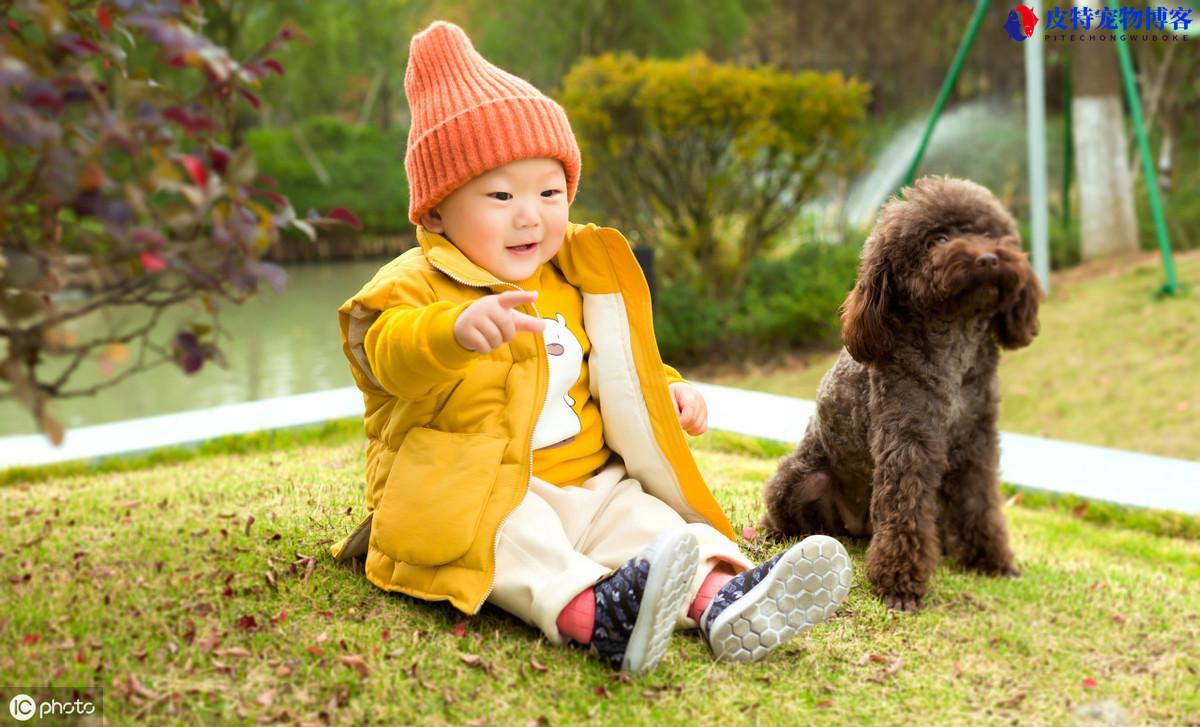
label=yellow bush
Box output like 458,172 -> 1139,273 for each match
561,53 -> 869,298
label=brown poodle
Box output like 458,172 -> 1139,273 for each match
761,176 -> 1042,612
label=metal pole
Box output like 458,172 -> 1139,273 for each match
1109,0 -> 1178,295
901,0 -> 991,188
1024,2 -> 1051,294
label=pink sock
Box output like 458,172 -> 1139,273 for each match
689,567 -> 735,623
556,587 -> 595,644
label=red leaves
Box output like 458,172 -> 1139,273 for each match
179,155 -> 207,186
238,88 -> 261,110
140,251 -> 167,273
741,526 -> 758,541
96,5 -> 113,32
236,615 -> 259,631
327,207 -> 363,230
22,633 -> 40,646
1082,678 -> 1098,689
453,622 -> 467,638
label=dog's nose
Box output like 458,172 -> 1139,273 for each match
976,252 -> 999,268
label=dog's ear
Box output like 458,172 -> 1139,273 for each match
993,273 -> 1043,349
840,253 -> 895,363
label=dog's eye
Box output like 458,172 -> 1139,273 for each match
929,234 -> 949,247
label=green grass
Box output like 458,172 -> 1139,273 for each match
693,250 -> 1200,462
3,438 -> 1198,724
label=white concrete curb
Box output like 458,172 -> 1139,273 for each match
1,383 -> 1197,514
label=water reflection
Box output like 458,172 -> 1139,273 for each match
0,260 -> 387,436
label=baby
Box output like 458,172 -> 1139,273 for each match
331,21 -> 852,674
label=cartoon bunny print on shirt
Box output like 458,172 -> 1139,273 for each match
531,312 -> 584,450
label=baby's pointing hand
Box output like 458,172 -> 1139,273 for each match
454,290 -> 545,355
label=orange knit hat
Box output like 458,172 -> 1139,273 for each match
403,21 -> 582,226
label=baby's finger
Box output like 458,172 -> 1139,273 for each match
493,310 -> 516,342
477,318 -> 504,351
513,312 -> 546,333
461,328 -> 491,355
495,290 -> 538,310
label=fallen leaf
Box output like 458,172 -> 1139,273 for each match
214,647 -> 251,658
453,622 -> 467,638
272,610 -> 287,624
858,653 -> 887,665
340,654 -> 369,678
276,664 -> 292,677
997,692 -> 1026,708
460,653 -> 483,667
1082,678 -> 1098,688
237,615 -> 258,630
529,655 -> 547,673
594,685 -> 609,698
126,674 -> 159,701
244,515 -> 255,536
1111,614 -> 1126,624
815,700 -> 832,709
741,526 -> 758,541
882,658 -> 905,678
306,647 -> 324,657
255,689 -> 277,707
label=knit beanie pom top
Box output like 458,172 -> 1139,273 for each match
403,21 -> 582,225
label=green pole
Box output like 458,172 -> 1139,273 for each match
902,0 -> 991,188
1109,0 -> 1177,295
1061,53 -> 1073,230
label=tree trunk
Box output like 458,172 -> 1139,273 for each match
1071,20 -> 1138,259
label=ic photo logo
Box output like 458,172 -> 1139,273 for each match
7,692 -> 98,721
8,694 -> 36,721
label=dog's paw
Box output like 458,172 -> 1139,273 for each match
882,592 -> 922,612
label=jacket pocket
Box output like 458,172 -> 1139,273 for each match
372,427 -> 507,567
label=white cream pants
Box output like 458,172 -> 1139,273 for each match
487,461 -> 752,644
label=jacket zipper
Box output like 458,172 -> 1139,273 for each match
425,258 -> 546,612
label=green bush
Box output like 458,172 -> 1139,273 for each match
246,117 -> 411,234
562,53 -> 869,299
655,239 -> 860,363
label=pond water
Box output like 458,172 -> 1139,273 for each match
0,260 -> 388,437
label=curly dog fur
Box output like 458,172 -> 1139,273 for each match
761,176 -> 1042,612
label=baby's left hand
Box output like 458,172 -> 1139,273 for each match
669,382 -> 708,436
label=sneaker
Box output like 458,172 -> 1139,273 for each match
591,529 -> 699,674
701,535 -> 852,663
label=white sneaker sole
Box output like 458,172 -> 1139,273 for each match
620,530 -> 700,675
706,534 -> 852,663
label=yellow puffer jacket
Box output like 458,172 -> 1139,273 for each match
330,222 -> 735,614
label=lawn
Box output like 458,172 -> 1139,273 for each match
693,250 -> 1200,462
2,433 -> 1198,725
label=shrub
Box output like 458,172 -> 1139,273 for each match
655,239 -> 860,363
561,53 -> 869,300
